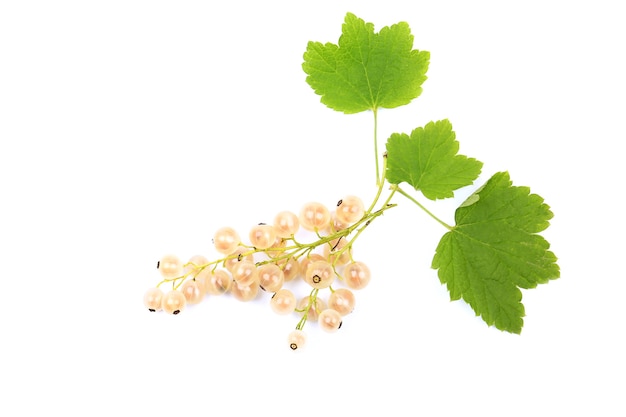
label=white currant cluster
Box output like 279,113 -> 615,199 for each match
143,195 -> 379,350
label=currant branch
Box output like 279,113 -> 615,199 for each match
144,12 -> 559,348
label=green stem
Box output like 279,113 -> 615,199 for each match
295,288 -> 319,330
365,152 -> 387,216
331,202 -> 397,268
373,108 -> 379,187
394,185 -> 454,231
382,182 -> 397,206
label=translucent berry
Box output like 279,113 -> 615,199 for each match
304,260 -> 335,289
158,254 -> 183,279
318,308 -> 342,332
328,288 -> 356,316
335,195 -> 365,225
249,224 -> 277,250
287,329 -> 307,350
214,227 -> 240,255
299,253 -> 325,277
277,257 -> 300,282
232,260 -> 258,286
273,210 -> 300,238
299,202 -> 331,231
343,261 -> 371,290
224,247 -> 253,273
325,211 -> 349,234
180,279 -> 204,304
143,287 -> 164,312
231,280 -> 260,302
199,269 -> 232,295
257,263 -> 285,292
270,289 -> 297,315
162,290 -> 186,315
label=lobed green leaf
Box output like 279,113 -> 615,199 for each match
385,119 -> 483,200
432,172 -> 560,333
302,12 -> 430,114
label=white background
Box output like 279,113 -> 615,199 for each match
1,1 -> 624,415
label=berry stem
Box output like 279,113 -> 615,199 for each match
295,288 -> 320,330
260,202 -> 396,268
332,202 -> 395,268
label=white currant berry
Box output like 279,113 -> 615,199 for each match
224,247 -> 253,273
318,308 -> 342,332
143,287 -> 164,312
158,254 -> 183,279
257,263 -> 285,292
277,257 -> 300,282
214,227 -> 240,255
232,260 -> 258,286
343,261 -> 371,290
328,288 -> 356,316
335,195 -> 365,224
231,280 -> 260,302
270,289 -> 297,315
249,224 -> 277,250
273,210 -> 300,238
299,202 -> 331,231
304,260 -> 335,289
194,268 -> 210,293
162,290 -> 186,315
198,269 -> 232,295
287,329 -> 307,350
180,279 -> 204,304
299,253 -> 325,277
325,211 -> 349,234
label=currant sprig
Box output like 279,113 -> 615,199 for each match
143,12 -> 560,349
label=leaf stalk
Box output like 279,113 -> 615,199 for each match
393,185 -> 454,231
373,108 -> 379,187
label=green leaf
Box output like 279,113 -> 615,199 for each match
385,119 -> 483,200
302,12 -> 430,114
431,172 -> 560,334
